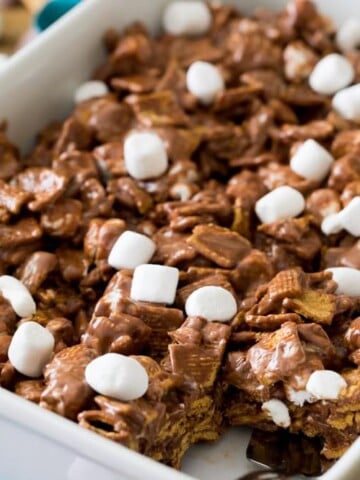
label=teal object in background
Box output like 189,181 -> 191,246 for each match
35,0 -> 81,31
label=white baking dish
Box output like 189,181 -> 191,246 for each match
0,1 -> 360,479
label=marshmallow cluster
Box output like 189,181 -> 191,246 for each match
85,353 -> 149,401
326,267 -> 360,297
262,399 -> 291,428
108,231 -> 156,270
306,370 -> 347,400
8,322 -> 55,378
309,53 -> 354,95
332,84 -> 360,122
255,186 -> 305,224
321,197 -> 360,236
336,19 -> 360,52
290,139 -> 334,182
185,286 -> 237,322
74,80 -> 109,104
130,264 -> 179,304
124,132 -> 168,180
186,61 -> 224,105
0,275 -> 36,318
162,1 -> 212,37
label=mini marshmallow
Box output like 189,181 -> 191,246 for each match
290,139 -> 334,182
124,132 -> 168,180
321,197 -> 360,236
0,275 -> 36,317
130,264 -> 179,304
108,231 -> 156,270
255,186 -> 305,224
170,182 -> 193,201
262,399 -> 291,428
74,80 -> 109,103
185,286 -> 237,322
309,53 -> 354,95
321,213 -> 343,236
162,1 -> 212,36
306,370 -> 347,400
285,387 -> 315,407
332,84 -> 360,122
186,61 -> 224,105
326,267 -> 360,297
85,353 -> 149,401
340,197 -> 360,237
336,18 -> 360,52
8,321 -> 55,378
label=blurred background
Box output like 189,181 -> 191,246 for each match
0,0 -> 43,55
0,0 -> 79,58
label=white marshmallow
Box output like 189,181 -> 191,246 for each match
185,286 -> 237,322
130,264 -> 179,304
186,61 -> 224,105
262,399 -> 291,428
290,139 -> 334,182
74,80 -> 109,103
326,267 -> 360,296
321,213 -> 343,236
162,1 -> 212,37
309,53 -> 354,95
108,231 -> 156,270
339,197 -> 360,236
332,84 -> 360,122
170,183 -> 193,201
124,132 -> 168,180
306,370 -> 347,400
336,18 -> 360,52
85,353 -> 148,401
285,387 -> 315,407
321,197 -> 360,236
255,186 -> 305,224
8,322 -> 55,378
0,275 -> 36,317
